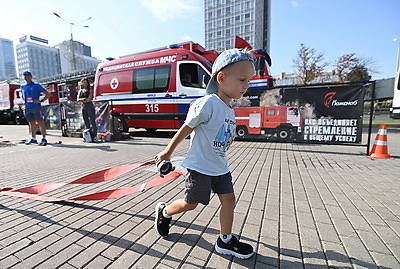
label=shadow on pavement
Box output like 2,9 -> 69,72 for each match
0,203 -> 381,268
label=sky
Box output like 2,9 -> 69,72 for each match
1,0 -> 399,80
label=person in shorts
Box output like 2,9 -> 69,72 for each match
154,49 -> 256,259
21,71 -> 50,146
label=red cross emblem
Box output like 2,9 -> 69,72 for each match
110,78 -> 119,90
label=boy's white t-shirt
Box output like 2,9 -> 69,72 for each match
182,94 -> 236,176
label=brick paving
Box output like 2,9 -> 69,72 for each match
0,125 -> 399,269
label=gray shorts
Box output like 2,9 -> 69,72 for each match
184,169 -> 234,205
24,106 -> 43,122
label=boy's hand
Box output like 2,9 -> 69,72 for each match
154,150 -> 171,166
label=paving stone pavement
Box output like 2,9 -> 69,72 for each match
0,125 -> 399,269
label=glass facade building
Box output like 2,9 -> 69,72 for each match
0,37 -> 17,81
204,0 -> 271,53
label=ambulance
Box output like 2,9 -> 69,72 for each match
93,40 -> 273,135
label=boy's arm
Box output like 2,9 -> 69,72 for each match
154,124 -> 194,165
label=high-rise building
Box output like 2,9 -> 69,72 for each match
16,35 -> 61,81
0,37 -> 17,81
56,40 -> 101,74
204,0 -> 271,53
16,35 -> 101,81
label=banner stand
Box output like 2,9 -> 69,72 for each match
57,100 -> 110,138
366,80 -> 376,156
240,81 -> 374,152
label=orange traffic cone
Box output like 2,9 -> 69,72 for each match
368,124 -> 394,159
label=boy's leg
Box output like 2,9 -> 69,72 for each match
215,193 -> 254,259
166,199 -> 198,215
155,169 -> 207,237
155,199 -> 198,237
218,193 -> 235,235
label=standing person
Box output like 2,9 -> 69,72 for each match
77,77 -> 97,142
154,49 -> 256,259
21,71 -> 50,146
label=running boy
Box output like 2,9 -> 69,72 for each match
154,49 -> 256,259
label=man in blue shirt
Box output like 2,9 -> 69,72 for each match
21,71 -> 50,145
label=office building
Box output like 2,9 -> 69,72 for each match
0,37 -> 17,81
204,0 -> 271,53
16,35 -> 61,80
16,35 -> 101,81
56,40 -> 101,74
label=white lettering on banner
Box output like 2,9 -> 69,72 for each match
331,99 -> 358,106
102,56 -> 176,72
303,118 -> 359,142
303,126 -> 356,135
304,118 -> 357,126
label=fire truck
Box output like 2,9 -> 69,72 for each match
0,81 -> 25,124
93,38 -> 273,135
46,83 -> 68,104
234,106 -> 301,140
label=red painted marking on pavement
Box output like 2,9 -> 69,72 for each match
0,162 -> 184,202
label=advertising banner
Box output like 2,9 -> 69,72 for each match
235,83 -> 368,144
58,101 -> 110,136
42,104 -> 61,130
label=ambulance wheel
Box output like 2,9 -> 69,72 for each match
236,126 -> 248,138
111,115 -> 128,140
277,128 -> 290,140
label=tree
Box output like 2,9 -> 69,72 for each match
293,43 -> 328,85
335,53 -> 358,82
335,53 -> 376,82
346,64 -> 370,82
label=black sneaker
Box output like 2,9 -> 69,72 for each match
155,202 -> 171,237
215,235 -> 254,259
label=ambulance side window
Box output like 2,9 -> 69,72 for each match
180,63 -> 210,89
133,65 -> 171,93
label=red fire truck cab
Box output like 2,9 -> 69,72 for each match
234,106 -> 301,140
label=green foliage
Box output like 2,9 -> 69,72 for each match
346,64 -> 370,82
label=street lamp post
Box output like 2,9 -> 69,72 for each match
53,13 -> 91,72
